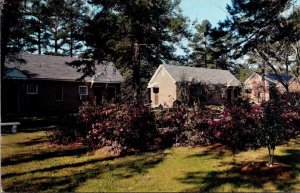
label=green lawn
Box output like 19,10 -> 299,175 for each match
1,127 -> 300,192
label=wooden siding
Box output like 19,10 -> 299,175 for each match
150,67 -> 177,108
2,79 -> 121,116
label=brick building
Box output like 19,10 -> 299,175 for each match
243,72 -> 300,104
2,53 -> 124,116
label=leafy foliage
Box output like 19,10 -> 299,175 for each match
52,94 -> 300,161
218,0 -> 300,91
155,107 -> 220,146
188,20 -> 214,68
211,98 -> 263,152
177,81 -> 208,107
78,102 -> 158,153
80,0 -> 190,101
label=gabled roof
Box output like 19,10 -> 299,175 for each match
4,53 -> 124,83
244,72 -> 293,85
265,74 -> 292,83
149,64 -> 240,87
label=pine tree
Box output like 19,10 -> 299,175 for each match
209,26 -> 234,70
63,0 -> 90,57
219,0 -> 298,92
24,0 -> 49,55
42,0 -> 67,55
188,20 -> 213,68
82,0 -> 189,103
1,0 -> 27,77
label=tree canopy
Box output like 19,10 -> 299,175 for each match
217,0 -> 300,91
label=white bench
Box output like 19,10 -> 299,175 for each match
0,122 -> 21,133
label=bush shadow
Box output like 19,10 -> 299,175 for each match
2,150 -> 167,192
178,148 -> 300,192
2,146 -> 89,166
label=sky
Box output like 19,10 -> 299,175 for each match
177,0 -> 300,55
177,0 -> 232,55
180,0 -> 231,27
180,0 -> 300,27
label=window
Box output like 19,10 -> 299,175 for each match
153,87 -> 159,93
56,86 -> 63,101
79,86 -> 88,95
27,84 -> 38,94
153,88 -> 159,105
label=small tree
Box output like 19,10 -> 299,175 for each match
259,87 -> 284,167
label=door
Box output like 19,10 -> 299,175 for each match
93,87 -> 103,105
227,88 -> 232,102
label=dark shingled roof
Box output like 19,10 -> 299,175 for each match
4,53 -> 124,83
265,74 -> 292,83
162,64 -> 240,86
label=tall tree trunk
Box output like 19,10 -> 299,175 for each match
267,145 -> 275,167
38,22 -> 41,55
54,28 -> 58,55
132,40 -> 141,105
70,29 -> 73,57
204,37 -> 207,68
262,61 -> 266,103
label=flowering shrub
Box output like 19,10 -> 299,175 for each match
179,109 -> 215,146
155,107 -> 220,147
47,114 -> 84,145
78,99 -> 102,127
55,93 -> 300,158
210,99 -> 263,151
85,103 -> 157,153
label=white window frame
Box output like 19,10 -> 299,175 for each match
79,86 -> 88,96
56,86 -> 64,101
27,84 -> 38,95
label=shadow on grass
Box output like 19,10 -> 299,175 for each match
1,146 -> 89,166
186,144 -> 229,159
178,148 -> 300,192
2,151 -> 167,192
15,137 -> 50,147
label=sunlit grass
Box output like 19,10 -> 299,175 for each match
1,129 -> 299,192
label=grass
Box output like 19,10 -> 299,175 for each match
1,127 -> 300,192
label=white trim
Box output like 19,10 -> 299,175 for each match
91,72 -> 112,86
27,84 -> 38,95
244,72 -> 279,85
244,72 -> 259,85
264,76 -> 279,84
5,68 -> 27,79
147,82 -> 159,88
79,86 -> 88,96
148,65 -> 176,87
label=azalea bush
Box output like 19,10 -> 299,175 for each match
47,114 -> 84,145
211,93 -> 300,166
155,107 -> 220,147
210,98 -> 263,151
51,93 -> 300,159
83,103 -> 157,153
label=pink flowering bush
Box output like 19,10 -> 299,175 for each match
155,107 -> 220,147
56,93 -> 300,156
209,98 -> 263,151
84,103 -> 157,153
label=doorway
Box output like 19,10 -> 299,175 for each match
93,87 -> 103,105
